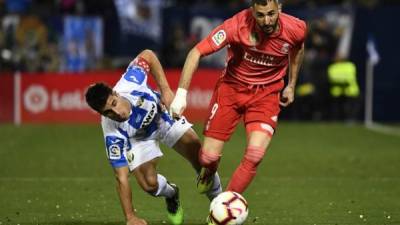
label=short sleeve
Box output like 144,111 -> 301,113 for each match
196,17 -> 237,56
102,118 -> 131,168
122,56 -> 150,85
295,20 -> 307,49
129,57 -> 150,74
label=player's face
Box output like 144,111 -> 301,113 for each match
252,2 -> 280,35
101,92 -> 131,122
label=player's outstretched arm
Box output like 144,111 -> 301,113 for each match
178,47 -> 201,91
280,43 -> 305,107
138,49 -> 174,108
169,47 -> 202,117
114,166 -> 147,225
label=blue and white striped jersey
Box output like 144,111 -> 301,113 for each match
101,57 -> 176,168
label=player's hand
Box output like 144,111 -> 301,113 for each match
126,216 -> 147,225
161,88 -> 175,108
280,86 -> 295,107
169,88 -> 187,118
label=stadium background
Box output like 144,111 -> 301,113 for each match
0,0 -> 399,225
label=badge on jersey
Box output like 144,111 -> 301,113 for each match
212,30 -> 226,46
106,136 -> 125,160
124,66 -> 146,85
281,43 -> 290,54
126,151 -> 135,163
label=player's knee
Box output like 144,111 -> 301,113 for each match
115,173 -> 129,185
141,176 -> 159,194
243,146 -> 266,168
199,148 -> 221,167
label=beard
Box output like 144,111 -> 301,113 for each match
261,21 -> 278,35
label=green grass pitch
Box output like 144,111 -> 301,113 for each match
0,123 -> 399,225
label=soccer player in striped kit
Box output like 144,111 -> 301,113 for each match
85,49 -> 222,225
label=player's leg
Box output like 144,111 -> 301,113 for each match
133,158 -> 183,225
133,158 -> 171,197
171,127 -> 202,171
200,137 -> 225,174
226,83 -> 282,193
128,139 -> 183,225
199,81 -> 242,194
159,111 -> 223,199
196,136 -> 225,194
225,130 -> 271,193
172,128 -> 223,200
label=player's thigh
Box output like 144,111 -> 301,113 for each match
203,83 -> 242,142
244,91 -> 280,140
172,128 -> 201,169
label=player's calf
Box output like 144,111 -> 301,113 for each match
226,145 -> 266,193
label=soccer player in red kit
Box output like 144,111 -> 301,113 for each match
170,0 -> 306,194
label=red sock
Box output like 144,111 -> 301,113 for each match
226,146 -> 265,193
198,149 -> 221,173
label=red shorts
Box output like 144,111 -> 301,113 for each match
203,78 -> 284,141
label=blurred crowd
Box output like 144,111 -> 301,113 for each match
0,0 -> 395,73
0,0 -> 396,121
0,0 -> 115,72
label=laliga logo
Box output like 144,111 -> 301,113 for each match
23,84 -> 89,114
24,85 -> 49,114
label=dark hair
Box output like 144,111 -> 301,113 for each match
85,82 -> 113,113
251,0 -> 279,6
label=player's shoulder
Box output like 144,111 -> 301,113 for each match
280,13 -> 307,42
113,61 -> 149,93
222,8 -> 253,42
122,62 -> 148,86
280,13 -> 306,32
101,116 -> 119,132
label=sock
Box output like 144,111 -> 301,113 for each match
226,146 -> 265,193
152,174 -> 175,198
206,172 -> 223,200
199,149 -> 221,174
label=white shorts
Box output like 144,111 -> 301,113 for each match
126,116 -> 192,171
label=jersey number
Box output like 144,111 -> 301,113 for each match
209,103 -> 219,120
205,103 -> 218,131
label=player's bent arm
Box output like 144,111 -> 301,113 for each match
280,43 -> 305,107
138,49 -> 174,107
114,166 -> 138,221
288,42 -> 305,89
138,49 -> 171,94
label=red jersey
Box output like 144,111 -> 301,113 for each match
196,9 -> 307,85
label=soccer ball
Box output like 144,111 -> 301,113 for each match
209,191 -> 249,225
